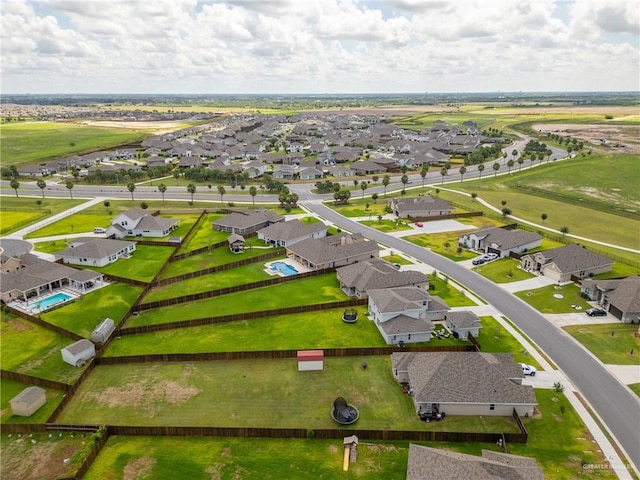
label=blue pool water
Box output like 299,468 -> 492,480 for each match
269,261 -> 299,276
31,293 -> 72,311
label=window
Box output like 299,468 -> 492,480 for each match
489,404 -> 495,411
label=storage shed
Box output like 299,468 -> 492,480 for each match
297,350 -> 324,371
61,339 -> 95,367
91,318 -> 115,343
10,386 -> 46,417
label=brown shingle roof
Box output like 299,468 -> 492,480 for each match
336,259 -> 428,292
287,233 -> 379,266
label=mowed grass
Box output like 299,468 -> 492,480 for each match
0,121 -> 145,165
475,317 -> 542,368
563,323 -> 640,365
84,436 -> 410,480
57,357 -> 519,433
24,212 -> 116,239
0,313 -> 87,384
126,273 -> 345,327
41,283 -> 142,337
175,212 -> 226,252
105,308 -> 386,356
0,196 -> 85,235
0,378 -> 64,424
514,283 -> 591,313
145,258 -> 279,303
86,245 -> 174,282
473,257 -> 536,283
428,276 -> 477,307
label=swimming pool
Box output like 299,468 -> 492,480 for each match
268,261 -> 299,276
30,292 -> 72,311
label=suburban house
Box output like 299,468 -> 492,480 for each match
520,244 -> 613,282
298,167 -> 324,180
391,351 -> 537,417
444,311 -> 482,340
55,238 -> 136,268
61,339 -> 96,367
389,195 -> 454,219
368,287 -> 449,345
580,276 -> 640,323
286,232 -> 379,270
406,445 -> 544,480
1,254 -> 103,304
257,219 -> 327,248
272,164 -> 295,179
349,160 -> 387,175
107,207 -> 179,238
336,259 -> 429,299
10,386 -> 47,417
227,233 -> 246,253
212,209 -> 284,235
458,227 -> 542,257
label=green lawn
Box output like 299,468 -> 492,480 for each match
41,283 -> 143,337
0,121 -> 146,165
562,323 -> 640,365
0,196 -> 85,235
105,308 -> 386,356
57,357 -> 518,433
0,313 -> 87,384
84,436 -> 410,480
473,257 -> 536,283
32,239 -> 71,255
24,212 -> 116,239
86,245 -> 174,282
514,283 -> 591,313
174,212 -> 226,253
145,259 -> 280,303
126,274 -> 345,327
0,378 -> 64,424
629,383 -> 640,397
475,316 -> 542,368
428,276 -> 477,307
360,219 -> 413,233
159,241 -> 276,279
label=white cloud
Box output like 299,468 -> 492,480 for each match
0,0 -> 638,93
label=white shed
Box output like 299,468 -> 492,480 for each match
10,386 -> 46,417
91,318 -> 115,343
61,339 -> 96,367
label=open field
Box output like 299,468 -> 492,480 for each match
85,245 -> 175,283
1,378 -> 64,424
514,284 -> 591,314
475,317 -> 541,368
0,197 -> 85,236
534,123 -> 640,153
563,323 -> 640,366
473,257 -> 536,283
0,122 -> 146,166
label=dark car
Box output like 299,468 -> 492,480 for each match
586,308 -> 607,317
472,257 -> 485,266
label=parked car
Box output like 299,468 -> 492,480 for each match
93,228 -> 107,234
482,253 -> 499,261
520,363 -> 537,376
472,257 -> 485,266
586,308 -> 607,317
414,222 -> 423,227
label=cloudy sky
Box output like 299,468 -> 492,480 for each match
1,0 -> 638,94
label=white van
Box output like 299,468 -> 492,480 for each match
93,228 -> 107,234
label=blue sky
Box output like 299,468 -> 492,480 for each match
1,0 -> 638,94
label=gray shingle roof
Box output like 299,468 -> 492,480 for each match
11,386 -> 46,405
336,259 -> 428,292
380,314 -> 433,336
445,311 -> 481,329
63,339 -> 94,355
286,233 -> 379,266
530,244 -> 613,274
55,239 -> 136,260
392,352 -> 536,406
258,219 -> 326,242
467,227 -> 542,250
212,209 -> 284,230
134,215 -> 179,231
594,275 -> 640,312
368,287 -> 433,313
390,196 -> 453,215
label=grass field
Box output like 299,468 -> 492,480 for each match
428,276 -> 477,307
475,316 -> 541,368
86,245 -> 174,282
127,273 -> 345,327
0,378 -> 64,424
0,196 -> 85,235
630,384 -> 640,397
0,313 -> 87,384
0,122 -> 146,166
514,283 -> 591,314
41,283 -> 143,337
562,323 -> 640,365
473,257 -> 536,283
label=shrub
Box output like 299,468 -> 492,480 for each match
553,382 -> 565,393
140,201 -> 149,210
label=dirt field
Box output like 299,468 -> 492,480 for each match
534,123 -> 640,153
81,120 -> 190,134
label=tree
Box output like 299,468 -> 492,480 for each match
560,226 -> 569,237
65,181 -> 74,199
541,213 -> 548,222
471,192 -> 478,201
511,149 -> 518,160
36,199 -> 42,209
10,179 -> 20,197
501,207 -> 512,217
382,175 -> 390,197
353,179 -> 359,187
9,165 -> 18,179
217,185 -> 226,203
249,186 -> 257,205
148,170 -> 155,186
517,157 -> 524,171
492,162 -> 500,177
371,193 -> 378,203
507,159 -> 514,173
173,169 -> 180,185
187,183 -> 196,203
371,175 -> 379,184
103,200 -> 110,208
501,200 -> 507,206
477,163 -> 485,179
360,182 -> 368,198
127,182 -> 136,200
458,165 -> 466,182
333,189 -> 351,205
439,167 -> 447,184
401,174 -> 409,189
158,183 -> 167,201
420,164 -> 429,187
36,179 -> 46,198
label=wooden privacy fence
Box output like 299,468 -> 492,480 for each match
137,266 -> 333,311
409,211 -> 483,222
46,360 -> 99,423
102,274 -> 148,287
120,298 -> 368,335
0,370 -> 72,392
154,249 -> 284,286
97,344 -> 475,365
7,307 -> 83,341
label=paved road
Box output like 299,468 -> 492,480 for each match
305,201 -> 640,472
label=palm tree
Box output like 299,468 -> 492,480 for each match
492,162 -> 500,177
382,175 -> 390,197
517,157 -> 524,171
10,179 -> 20,197
507,159 -> 514,173
36,179 -> 46,198
360,182 -> 368,198
477,163 -> 485,179
439,167 -> 447,184
420,164 -> 429,187
249,186 -> 257,205
401,174 -> 409,190
66,181 -> 74,199
173,169 -> 180,185
187,183 -> 196,203
127,182 -> 136,200
217,185 -> 226,203
511,149 -> 518,160
458,166 -> 466,182
158,183 -> 167,201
